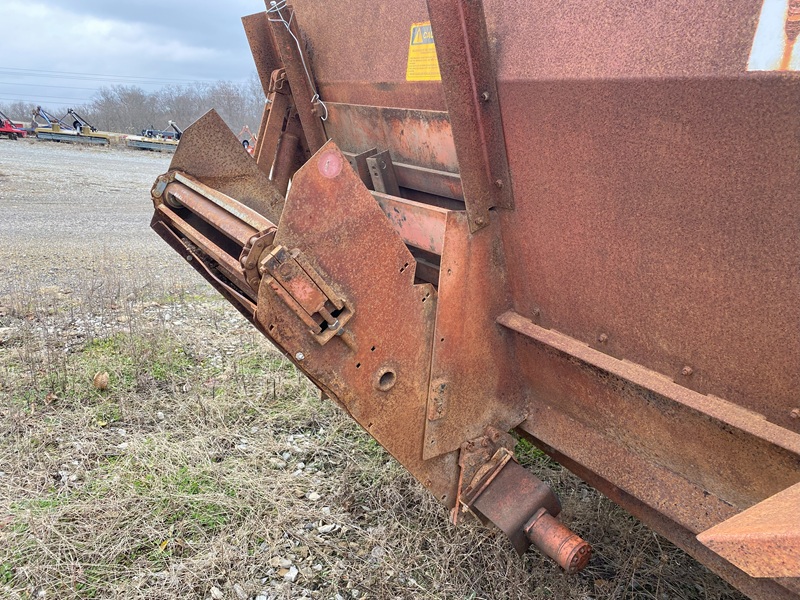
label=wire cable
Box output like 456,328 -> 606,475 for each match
266,1 -> 328,121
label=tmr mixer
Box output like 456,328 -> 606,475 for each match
148,2 -> 800,598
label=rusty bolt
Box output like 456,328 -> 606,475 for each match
495,179 -> 504,188
790,408 -> 800,420
475,216 -> 485,226
598,333 -> 608,344
481,91 -> 490,102
532,308 -> 541,317
185,255 -> 193,262
681,366 -> 693,377
295,352 -> 305,361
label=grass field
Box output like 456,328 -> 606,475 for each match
0,140 -> 744,599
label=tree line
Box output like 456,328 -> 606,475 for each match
0,77 -> 265,135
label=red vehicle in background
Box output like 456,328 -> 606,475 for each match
0,110 -> 27,140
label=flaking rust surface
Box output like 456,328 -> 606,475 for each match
170,110 -> 284,224
255,141 -> 460,505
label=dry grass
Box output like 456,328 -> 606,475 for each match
0,267 -> 746,600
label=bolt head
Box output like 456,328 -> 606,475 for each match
598,333 -> 608,343
790,408 -> 800,420
681,366 -> 693,377
295,352 -> 305,361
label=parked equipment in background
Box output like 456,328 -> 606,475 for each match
126,121 -> 183,152
0,110 -> 26,140
148,3 -> 800,599
32,106 -> 110,145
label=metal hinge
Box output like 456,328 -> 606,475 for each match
259,245 -> 355,347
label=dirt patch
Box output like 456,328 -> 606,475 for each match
0,139 -> 745,599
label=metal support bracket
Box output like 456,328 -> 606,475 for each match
367,150 -> 401,197
426,0 -> 514,232
346,147 -> 378,188
259,245 -> 353,346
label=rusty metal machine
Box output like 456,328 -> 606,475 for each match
149,2 -> 800,598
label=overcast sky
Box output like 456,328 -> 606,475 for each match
0,0 -> 263,109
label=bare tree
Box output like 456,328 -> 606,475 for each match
1,74 -> 265,135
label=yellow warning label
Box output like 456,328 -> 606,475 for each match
406,21 -> 441,81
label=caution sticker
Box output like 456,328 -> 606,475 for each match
406,21 -> 441,81
748,0 -> 800,71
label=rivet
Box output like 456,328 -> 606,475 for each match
475,216 -> 485,226
481,91 -> 490,102
295,352 -> 305,361
790,408 -> 800,420
495,179 -> 504,188
598,333 -> 608,343
681,366 -> 693,377
185,255 -> 193,262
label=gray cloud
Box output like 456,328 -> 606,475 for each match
0,0 -> 265,108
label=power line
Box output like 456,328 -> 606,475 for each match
0,94 -> 94,103
0,82 -> 101,91
0,66 -> 241,85
0,72 -> 194,86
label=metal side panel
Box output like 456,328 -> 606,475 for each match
254,141 -> 460,506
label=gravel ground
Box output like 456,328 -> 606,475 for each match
0,138 -> 185,295
0,139 -> 745,599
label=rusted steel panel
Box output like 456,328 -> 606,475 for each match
495,76 -> 800,435
393,162 -> 463,202
242,11 -> 281,97
318,82 -> 446,112
372,192 -> 448,255
484,0 -> 762,81
501,310 -> 800,517
169,110 -> 284,224
325,103 -> 458,174
698,482 -> 800,578
255,141 -> 460,505
423,212 -> 526,459
498,310 -> 800,466
524,434 -> 800,600
290,0 -> 444,110
426,0 -> 513,232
